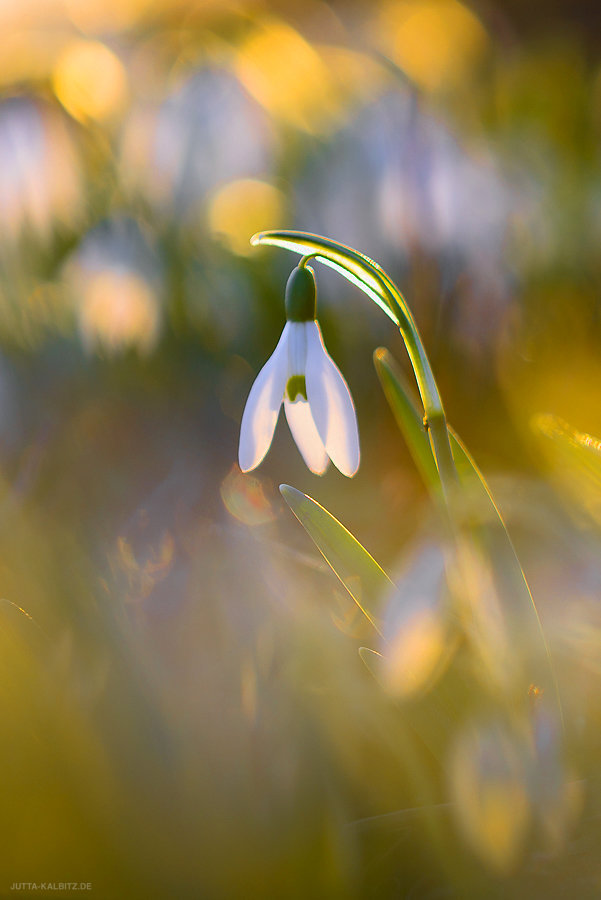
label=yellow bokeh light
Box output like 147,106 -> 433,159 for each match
78,270 -> 160,355
235,18 -> 340,133
52,39 -> 128,123
384,608 -> 447,697
207,179 -> 285,256
375,0 -> 489,92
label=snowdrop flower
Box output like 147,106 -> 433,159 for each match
239,264 -> 360,476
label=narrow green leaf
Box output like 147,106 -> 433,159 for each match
375,346 -> 525,552
374,347 -> 441,494
280,484 -> 392,635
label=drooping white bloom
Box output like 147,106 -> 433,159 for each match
238,266 -> 359,476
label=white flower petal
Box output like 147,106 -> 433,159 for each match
305,321 -> 360,477
284,398 -> 329,475
286,320 -> 307,377
238,324 -> 289,472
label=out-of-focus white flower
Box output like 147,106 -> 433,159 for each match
238,266 -> 359,477
0,97 -> 81,243
121,68 -> 274,221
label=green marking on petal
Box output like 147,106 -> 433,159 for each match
286,375 -> 307,402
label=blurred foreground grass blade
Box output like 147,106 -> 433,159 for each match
533,413 -> 601,521
449,431 -> 557,676
358,646 -> 385,681
534,413 -> 601,466
280,485 -> 392,635
452,434 -> 562,720
357,650 -> 464,870
374,347 -> 441,495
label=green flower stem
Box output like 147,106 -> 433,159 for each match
251,230 -> 458,497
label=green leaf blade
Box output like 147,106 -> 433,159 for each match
374,347 -> 441,496
280,484 -> 393,635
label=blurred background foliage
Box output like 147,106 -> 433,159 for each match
2,0 -> 601,896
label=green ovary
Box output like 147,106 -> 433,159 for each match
286,375 -> 307,402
